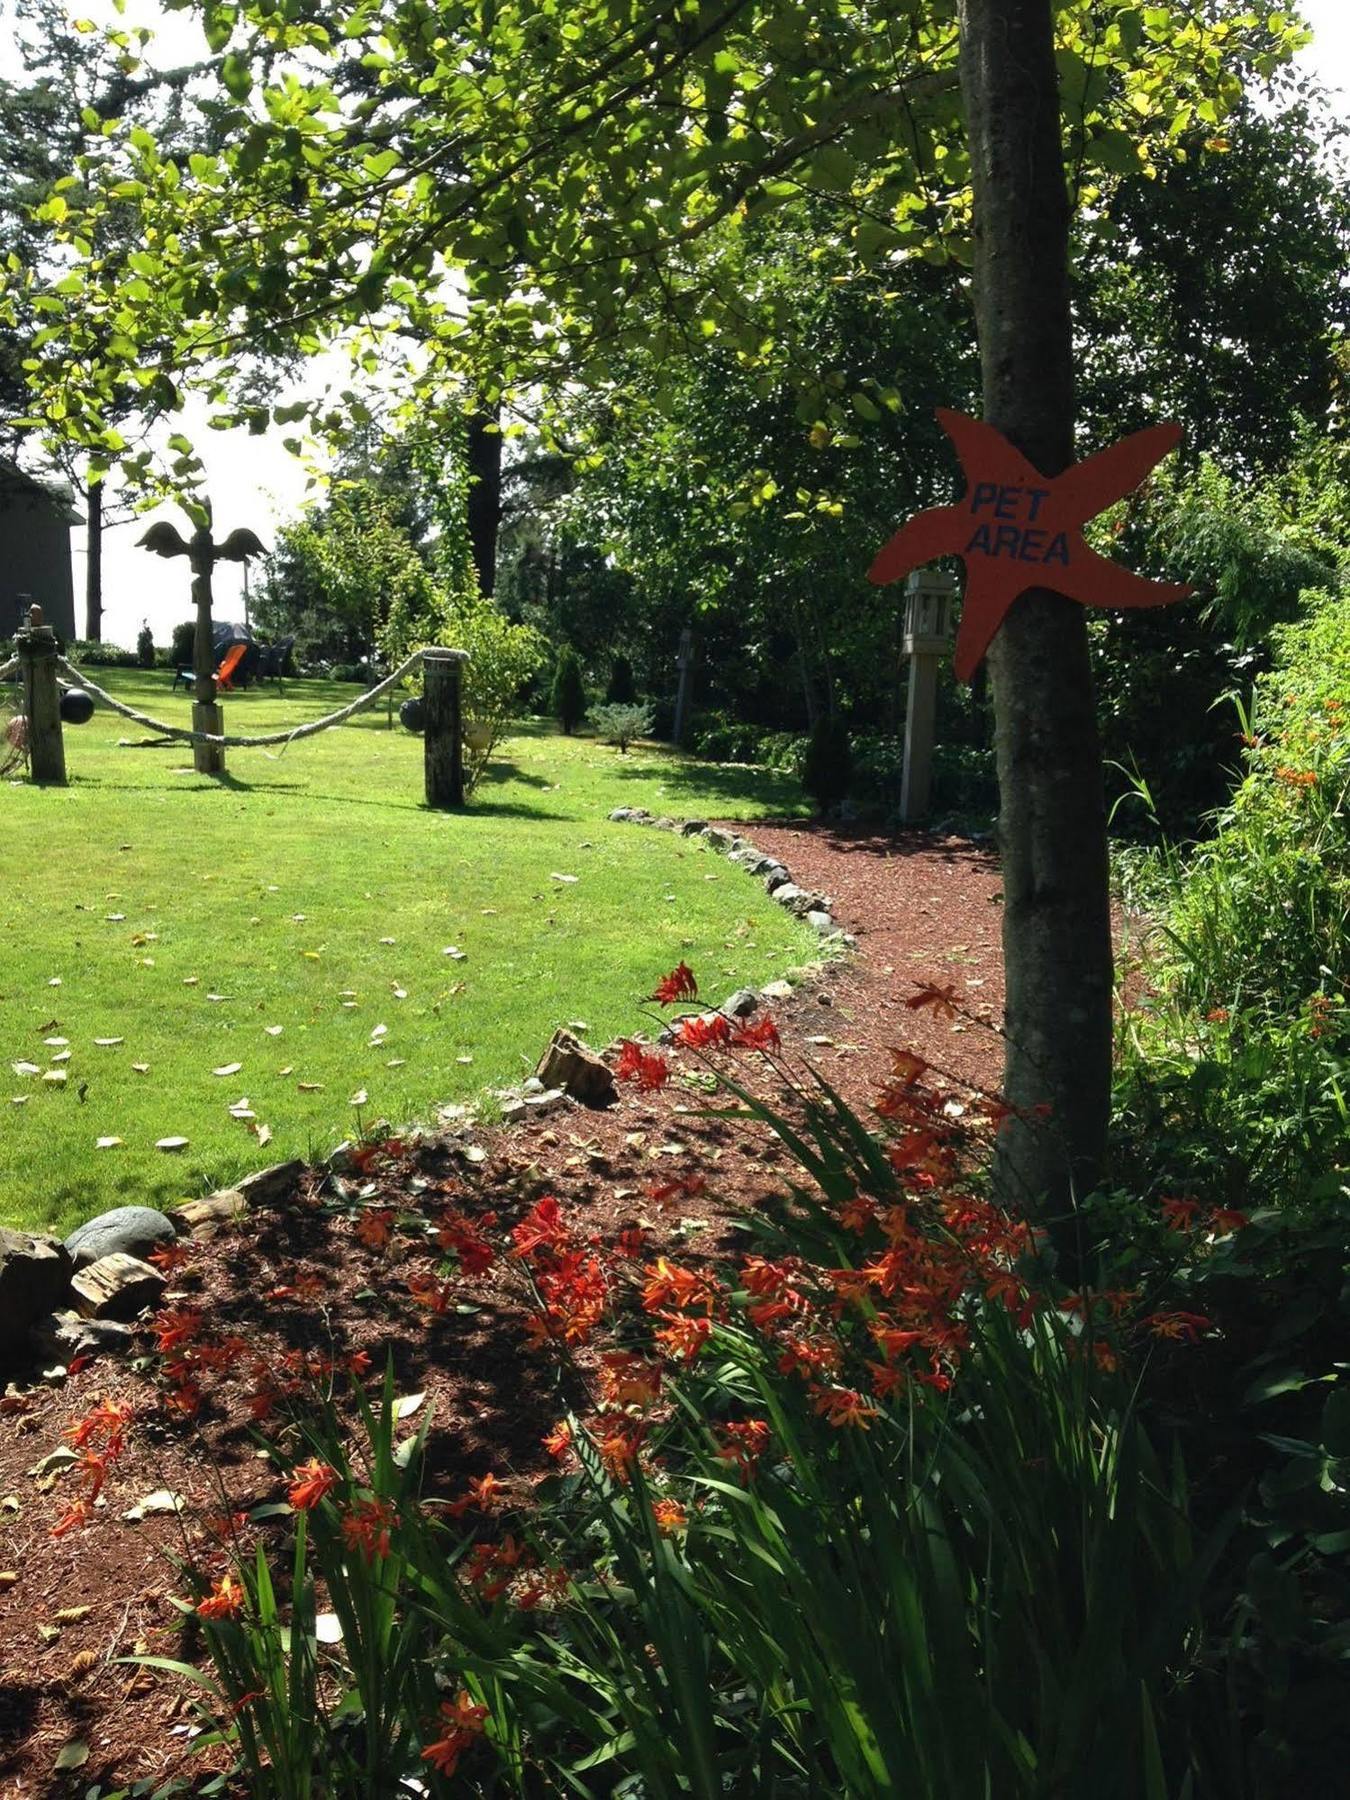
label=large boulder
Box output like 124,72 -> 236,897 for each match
0,1229 -> 73,1364
63,1204 -> 177,1270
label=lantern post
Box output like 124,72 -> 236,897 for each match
900,569 -> 957,824
15,602 -> 66,786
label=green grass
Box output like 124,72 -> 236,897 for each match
0,672 -> 812,1236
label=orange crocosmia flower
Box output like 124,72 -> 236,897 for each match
675,1011 -> 732,1050
867,1359 -> 906,1398
651,961 -> 698,1005
164,1380 -> 202,1419
616,1039 -> 672,1089
354,1208 -> 396,1250
642,1258 -> 719,1314
652,1311 -> 712,1362
511,1196 -> 569,1258
150,1308 -> 205,1353
197,1572 -> 245,1621
447,1471 -> 507,1518
287,1458 -> 339,1511
542,1419 -> 573,1459
598,1351 -> 663,1410
420,1690 -> 489,1778
1092,1339 -> 1120,1374
776,1335 -> 840,1381
645,1171 -> 707,1209
406,1272 -> 454,1314
1208,1207 -> 1250,1235
66,1396 -> 134,1449
341,1496 -> 396,1560
838,1193 -> 877,1233
273,1271 -> 326,1301
885,1048 -> 930,1087
596,1416 -> 647,1479
1204,1007 -> 1230,1024
870,1323 -> 927,1360
813,1386 -> 881,1429
717,1418 -> 772,1478
905,982 -> 961,1020
732,1013 -> 781,1052
1144,1310 -> 1213,1343
1160,1196 -> 1202,1231
50,1497 -> 92,1538
148,1240 -> 193,1273
651,1497 -> 688,1536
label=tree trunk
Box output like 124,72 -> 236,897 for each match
84,476 -> 103,642
466,405 -> 502,597
958,0 -> 1114,1227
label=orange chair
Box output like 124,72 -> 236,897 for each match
214,642 -> 248,691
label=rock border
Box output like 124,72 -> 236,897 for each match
607,808 -> 856,948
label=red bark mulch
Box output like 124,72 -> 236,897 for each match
0,823 -> 1008,1796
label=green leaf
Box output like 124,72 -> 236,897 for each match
221,52 -> 252,100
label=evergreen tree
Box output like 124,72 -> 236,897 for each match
551,645 -> 587,735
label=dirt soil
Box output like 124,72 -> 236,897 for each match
0,823 -> 1008,1797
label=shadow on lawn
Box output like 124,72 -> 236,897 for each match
605,752 -> 806,818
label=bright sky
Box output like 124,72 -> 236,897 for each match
1,0 -> 1347,646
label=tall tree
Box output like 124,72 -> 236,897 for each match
957,0 -> 1110,1220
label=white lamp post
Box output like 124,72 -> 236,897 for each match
900,568 -> 958,824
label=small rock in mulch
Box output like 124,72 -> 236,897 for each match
536,1027 -> 620,1108
69,1252 -> 166,1322
168,1190 -> 247,1235
63,1204 -> 178,1270
720,988 -> 760,1019
0,1229 -> 72,1360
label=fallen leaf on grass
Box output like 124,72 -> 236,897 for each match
264,1025 -> 284,1036
43,1069 -> 68,1086
297,1081 -> 322,1092
12,1062 -> 39,1077
378,936 -> 396,945
252,1122 -> 273,1146
349,1089 -> 369,1107
442,946 -> 467,959
156,1136 -> 190,1152
44,1037 -> 68,1048
212,1062 -> 243,1077
206,993 -> 230,1003
183,977 -> 199,987
104,913 -> 125,922
11,1095 -> 28,1105
47,977 -> 61,987
386,1057 -> 406,1069
392,1391 -> 426,1421
95,1137 -> 123,1150
51,1050 -> 71,1064
93,1037 -> 123,1047
53,1741 -> 88,1772
391,985 -> 408,1000
131,1062 -> 150,1074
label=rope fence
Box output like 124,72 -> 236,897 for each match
54,651 -> 427,751
0,656 -> 17,683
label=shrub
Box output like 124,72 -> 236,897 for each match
605,652 -> 636,703
171,620 -> 196,667
66,638 -> 139,668
589,699 -> 654,752
550,644 -> 587,733
801,713 -> 853,813
136,625 -> 156,669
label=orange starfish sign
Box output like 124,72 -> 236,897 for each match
868,408 -> 1194,682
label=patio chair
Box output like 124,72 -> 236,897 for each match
256,636 -> 296,693
172,640 -> 249,693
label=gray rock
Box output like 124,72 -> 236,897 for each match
679,819 -> 707,836
63,1205 -> 177,1271
609,806 -> 644,822
700,827 -> 737,853
760,979 -> 794,1002
499,1098 -> 528,1125
0,1230 -> 72,1361
775,885 -> 831,918
720,988 -> 760,1020
651,816 -> 677,831
169,1189 -> 246,1236
522,1076 -> 545,1095
806,910 -> 836,934
763,866 -> 791,892
70,1252 -> 166,1322
33,1309 -> 134,1361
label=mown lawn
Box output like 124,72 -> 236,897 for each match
0,672 -> 812,1235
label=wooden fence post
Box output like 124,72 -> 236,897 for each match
15,603 -> 66,786
422,648 -> 467,808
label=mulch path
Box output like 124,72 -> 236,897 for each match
0,822 -> 1008,1796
